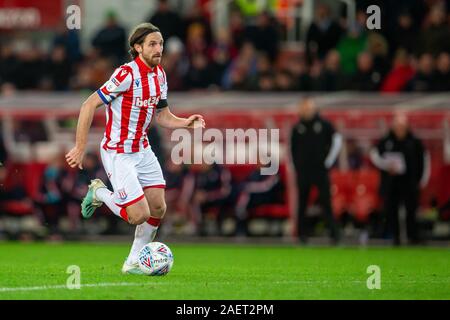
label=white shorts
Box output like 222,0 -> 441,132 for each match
100,146 -> 166,207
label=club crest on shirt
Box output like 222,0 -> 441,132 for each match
118,188 -> 127,200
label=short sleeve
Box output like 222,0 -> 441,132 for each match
96,66 -> 132,105
157,67 -> 168,109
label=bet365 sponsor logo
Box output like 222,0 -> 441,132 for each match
134,96 -> 161,107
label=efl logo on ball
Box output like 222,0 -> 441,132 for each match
138,242 -> 174,276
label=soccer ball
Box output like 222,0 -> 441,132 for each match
138,242 -> 174,276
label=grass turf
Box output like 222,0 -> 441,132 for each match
0,242 -> 448,300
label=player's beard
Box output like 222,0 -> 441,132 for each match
142,52 -> 161,68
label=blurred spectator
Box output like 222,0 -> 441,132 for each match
183,5 -> 213,48
337,14 -> 368,75
0,43 -> 19,88
222,42 -> 257,90
0,126 -> 8,166
184,22 -> 209,59
346,139 -> 364,170
35,155 -> 69,237
162,162 -> 192,235
14,120 -> 48,143
66,152 -> 109,233
184,53 -> 214,89
390,10 -> 417,55
209,34 -> 233,87
161,37 -> 189,91
306,3 -> 343,62
0,165 -> 7,207
45,46 -> 72,91
288,57 -> 311,91
290,98 -> 343,244
370,113 -> 429,245
407,53 -> 435,92
0,164 -> 34,232
367,32 -> 390,77
52,22 -> 82,63
433,52 -> 450,91
311,50 -> 344,91
73,52 -> 114,91
147,125 -> 166,166
418,4 -> 450,55
235,163 -> 283,236
229,10 -> 246,49
92,11 -> 127,64
249,53 -> 271,89
244,11 -> 280,62
254,72 -> 276,91
381,49 -> 415,92
147,0 -> 183,41
347,52 -> 382,91
189,163 -> 234,236
14,42 -> 44,90
274,70 -> 295,91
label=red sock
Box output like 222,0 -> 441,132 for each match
120,208 -> 129,222
147,216 -> 161,227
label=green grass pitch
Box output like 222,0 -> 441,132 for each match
0,242 -> 449,300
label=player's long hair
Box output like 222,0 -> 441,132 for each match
128,23 -> 160,60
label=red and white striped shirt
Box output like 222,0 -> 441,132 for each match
96,56 -> 168,153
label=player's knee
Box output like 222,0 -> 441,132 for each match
128,209 -> 151,225
150,202 -> 167,219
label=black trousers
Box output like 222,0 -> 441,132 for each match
296,171 -> 339,241
383,181 -> 420,243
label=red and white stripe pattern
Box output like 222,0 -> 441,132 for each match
97,56 -> 168,153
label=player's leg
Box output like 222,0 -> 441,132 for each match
123,148 -> 167,273
83,149 -> 151,225
122,188 -> 166,274
297,177 -> 311,243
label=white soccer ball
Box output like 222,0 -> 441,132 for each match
138,242 -> 174,276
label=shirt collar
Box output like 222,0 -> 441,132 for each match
135,56 -> 156,73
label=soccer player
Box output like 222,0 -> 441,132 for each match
65,23 -> 205,274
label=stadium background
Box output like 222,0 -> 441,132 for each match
0,0 -> 449,245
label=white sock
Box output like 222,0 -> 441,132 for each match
95,187 -> 122,217
126,222 -> 159,265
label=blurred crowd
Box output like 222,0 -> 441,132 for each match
0,0 -> 450,94
0,124 -> 288,240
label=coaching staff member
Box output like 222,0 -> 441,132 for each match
290,98 -> 343,244
370,112 -> 430,245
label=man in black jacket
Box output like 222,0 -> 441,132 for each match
370,113 -> 430,245
290,98 -> 343,244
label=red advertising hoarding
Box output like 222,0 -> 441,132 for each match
0,0 -> 63,29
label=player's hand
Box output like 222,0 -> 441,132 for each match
185,114 -> 205,129
65,146 -> 85,170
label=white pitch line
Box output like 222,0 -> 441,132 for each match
0,282 -> 148,292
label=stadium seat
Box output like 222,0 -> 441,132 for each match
349,169 -> 380,223
330,170 -> 353,219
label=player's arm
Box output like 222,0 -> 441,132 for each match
155,106 -> 205,129
65,93 -> 103,169
66,66 -> 132,169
